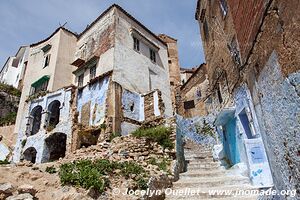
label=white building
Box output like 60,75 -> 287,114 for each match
0,46 -> 29,89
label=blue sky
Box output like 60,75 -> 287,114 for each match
0,0 -> 205,69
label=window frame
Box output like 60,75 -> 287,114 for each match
78,74 -> 84,87
133,37 -> 140,52
43,54 -> 51,68
149,48 -> 156,63
89,65 -> 96,80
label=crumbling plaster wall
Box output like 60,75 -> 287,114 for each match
76,76 -> 110,126
113,9 -> 173,117
199,0 -> 240,94
12,87 -> 73,163
251,51 -> 300,196
239,0 -> 300,195
122,89 -> 144,122
121,89 -> 163,135
73,8 -> 116,87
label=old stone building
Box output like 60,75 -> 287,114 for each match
178,64 -> 210,118
196,0 -> 299,197
12,4 -> 174,164
180,67 -> 198,85
158,34 -> 181,112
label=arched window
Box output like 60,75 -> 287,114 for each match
47,100 -> 61,129
30,105 -> 42,135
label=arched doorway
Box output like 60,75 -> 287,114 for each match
23,147 -> 37,163
30,105 -> 42,135
47,100 -> 61,129
45,132 -> 67,161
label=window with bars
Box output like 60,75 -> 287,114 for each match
150,49 -> 156,63
90,65 -> 96,80
133,37 -> 140,52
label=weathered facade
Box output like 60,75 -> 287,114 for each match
12,27 -> 78,163
0,46 -> 29,89
12,4 -> 174,163
178,64 -> 210,118
196,0 -> 300,197
71,5 -> 172,145
180,67 -> 198,85
158,34 -> 181,112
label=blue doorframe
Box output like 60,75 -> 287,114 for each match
222,118 -> 240,165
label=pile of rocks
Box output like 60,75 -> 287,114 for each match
65,135 -> 176,176
0,183 -> 36,200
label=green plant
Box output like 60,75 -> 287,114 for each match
26,90 -> 49,102
108,132 -> 121,142
59,159 -> 148,193
147,157 -> 170,171
118,161 -> 145,178
46,166 -> 57,174
195,121 -> 216,138
0,83 -> 21,97
0,159 -> 10,165
46,124 -> 55,132
21,139 -> 27,147
0,112 -> 17,126
100,123 -> 107,130
131,126 -> 174,149
60,160 -> 108,193
136,177 -> 148,190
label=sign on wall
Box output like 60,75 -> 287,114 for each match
244,138 -> 273,188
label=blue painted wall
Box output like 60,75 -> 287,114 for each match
77,77 -> 109,126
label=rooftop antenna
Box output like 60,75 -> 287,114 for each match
59,22 -> 68,28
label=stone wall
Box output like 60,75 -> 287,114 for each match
196,0 -> 300,197
179,64 -> 210,118
253,52 -> 300,197
121,89 -> 165,136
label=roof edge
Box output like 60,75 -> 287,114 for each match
30,27 -> 78,47
78,4 -> 167,47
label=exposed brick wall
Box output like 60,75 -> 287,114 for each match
227,0 -> 267,63
94,24 -> 115,58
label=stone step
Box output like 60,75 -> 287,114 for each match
185,155 -> 213,160
185,157 -> 215,163
165,185 -> 257,199
179,169 -> 227,178
186,163 -> 222,170
187,160 -> 221,166
173,176 -> 250,188
184,150 -> 212,155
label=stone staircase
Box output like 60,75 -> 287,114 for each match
165,140 -> 258,200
